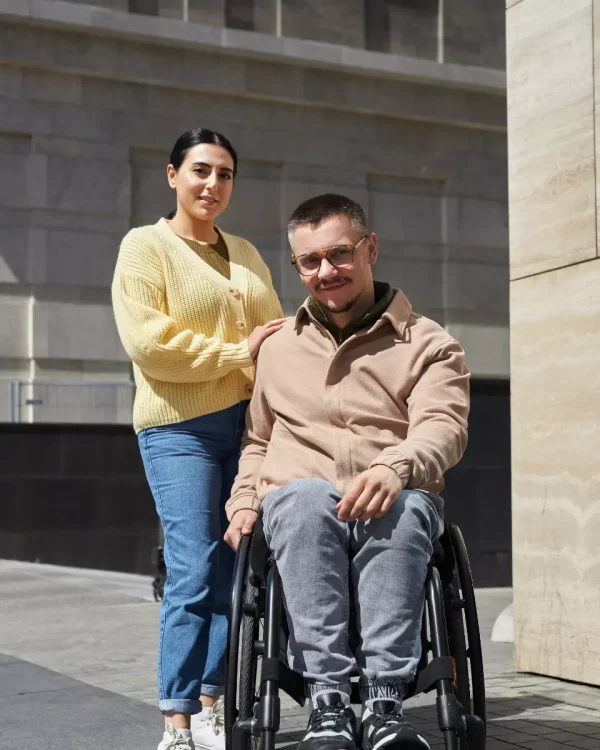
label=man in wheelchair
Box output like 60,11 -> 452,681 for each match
224,194 -> 470,750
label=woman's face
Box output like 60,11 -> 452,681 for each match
167,143 -> 235,223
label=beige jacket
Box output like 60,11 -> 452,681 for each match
225,290 -> 470,519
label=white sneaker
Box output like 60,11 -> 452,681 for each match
191,698 -> 225,750
158,723 -> 195,750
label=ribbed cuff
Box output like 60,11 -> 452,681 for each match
359,680 -> 404,706
226,493 -> 261,520
369,456 -> 411,487
306,682 -> 352,708
221,340 -> 254,369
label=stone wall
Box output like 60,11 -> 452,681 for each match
0,0 -> 508,424
508,0 -> 600,684
40,0 -> 507,67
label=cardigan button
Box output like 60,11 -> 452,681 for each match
244,384 -> 253,395
230,288 -> 241,298
235,320 -> 245,330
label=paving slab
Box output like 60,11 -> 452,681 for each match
2,561 -> 600,749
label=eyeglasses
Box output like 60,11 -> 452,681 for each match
291,235 -> 368,276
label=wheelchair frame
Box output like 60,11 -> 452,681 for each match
225,520 -> 486,750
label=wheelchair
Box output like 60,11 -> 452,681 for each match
225,515 -> 486,750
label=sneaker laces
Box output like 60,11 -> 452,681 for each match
368,712 -> 407,737
210,699 -> 224,736
164,724 -> 194,750
311,703 -> 351,732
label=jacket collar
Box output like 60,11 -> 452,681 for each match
294,287 -> 413,339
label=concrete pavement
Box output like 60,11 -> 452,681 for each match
1,561 -> 600,749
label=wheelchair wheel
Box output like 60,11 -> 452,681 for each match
225,535 -> 258,750
238,574 -> 260,738
447,523 -> 486,728
445,568 -> 472,716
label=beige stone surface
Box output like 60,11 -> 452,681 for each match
510,258 -> 600,684
507,0 -> 597,280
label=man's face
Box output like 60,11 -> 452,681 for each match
292,215 -> 378,314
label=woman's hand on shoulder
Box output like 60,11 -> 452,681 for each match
247,318 -> 287,361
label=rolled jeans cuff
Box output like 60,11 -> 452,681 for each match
159,698 -> 203,715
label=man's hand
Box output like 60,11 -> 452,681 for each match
337,465 -> 404,521
224,509 -> 259,550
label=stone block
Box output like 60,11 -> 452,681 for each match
21,69 -> 82,105
45,155 -> 130,217
50,0 -> 128,8
508,0 -> 596,279
444,0 -> 506,70
388,0 -> 438,58
445,260 -> 509,315
374,255 -> 443,313
445,197 -> 509,250
0,223 -> 47,284
0,66 -> 22,98
45,229 -> 121,287
32,136 -> 130,163
368,189 -> 442,245
128,0 -> 160,15
282,180 -> 369,226
448,152 -> 509,202
253,0 -> 278,34
23,207 -> 129,238
511,257 -> 600,684
32,291 -> 128,363
81,77 -> 147,113
0,152 -> 47,210
157,0 -> 184,20
281,0 -> 365,48
245,59 -> 304,101
0,228 -> 29,284
223,175 -> 282,235
50,102 -> 117,143
366,0 -> 438,59
446,323 -> 509,378
130,147 -> 173,227
188,0 -> 225,26
0,295 -> 29,359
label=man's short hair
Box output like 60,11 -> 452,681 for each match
287,193 -> 368,248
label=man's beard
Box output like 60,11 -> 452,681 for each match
317,285 -> 362,313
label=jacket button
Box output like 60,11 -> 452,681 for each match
235,320 -> 245,329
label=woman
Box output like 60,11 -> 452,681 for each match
112,128 -> 285,750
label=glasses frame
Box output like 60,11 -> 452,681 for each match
291,234 -> 369,277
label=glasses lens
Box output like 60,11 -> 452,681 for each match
328,247 -> 354,267
297,254 -> 320,274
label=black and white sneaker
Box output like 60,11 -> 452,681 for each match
298,691 -> 358,750
360,700 -> 430,750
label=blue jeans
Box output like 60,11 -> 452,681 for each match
138,402 -> 248,714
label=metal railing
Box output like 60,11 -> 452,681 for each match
7,381 -> 136,424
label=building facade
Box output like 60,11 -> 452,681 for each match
0,0 -> 510,580
508,0 -> 600,685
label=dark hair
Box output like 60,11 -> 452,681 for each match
169,127 -> 238,174
287,193 -> 367,247
166,128 -> 238,220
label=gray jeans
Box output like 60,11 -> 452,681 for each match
261,478 -> 444,699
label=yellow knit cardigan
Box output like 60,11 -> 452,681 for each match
112,219 -> 283,433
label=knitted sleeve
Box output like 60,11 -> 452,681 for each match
112,232 -> 253,384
